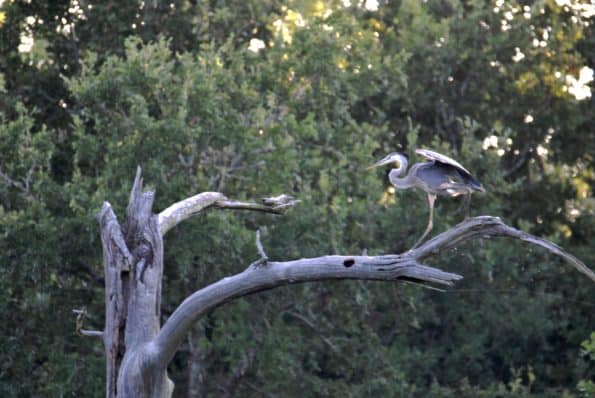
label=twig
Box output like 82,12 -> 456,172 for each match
81,329 -> 104,338
249,230 -> 269,268
73,308 -> 103,338
255,230 -> 267,260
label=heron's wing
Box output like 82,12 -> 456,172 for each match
416,149 -> 485,192
415,148 -> 471,175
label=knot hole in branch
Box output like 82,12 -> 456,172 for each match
343,259 -> 355,267
134,240 -> 153,264
134,240 -> 153,282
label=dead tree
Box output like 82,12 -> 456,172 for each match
84,168 -> 595,398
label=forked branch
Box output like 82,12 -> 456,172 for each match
413,216 -> 595,283
150,215 -> 594,369
96,168 -> 594,398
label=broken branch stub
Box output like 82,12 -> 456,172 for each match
158,193 -> 300,236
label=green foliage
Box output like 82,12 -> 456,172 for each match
0,0 -> 593,396
577,332 -> 595,397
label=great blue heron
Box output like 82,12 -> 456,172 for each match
369,148 -> 485,248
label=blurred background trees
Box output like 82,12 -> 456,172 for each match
0,0 -> 593,396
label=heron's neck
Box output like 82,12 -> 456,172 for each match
389,161 -> 414,189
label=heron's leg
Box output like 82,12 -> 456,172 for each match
463,193 -> 471,220
411,193 -> 436,249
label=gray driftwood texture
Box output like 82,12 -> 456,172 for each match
90,167 -> 594,397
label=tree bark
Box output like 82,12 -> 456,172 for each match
98,167 -> 172,397
95,168 -> 594,397
186,327 -> 210,398
97,203 -> 131,398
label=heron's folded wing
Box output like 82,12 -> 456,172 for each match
415,148 -> 471,175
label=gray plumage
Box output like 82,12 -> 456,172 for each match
369,148 -> 485,248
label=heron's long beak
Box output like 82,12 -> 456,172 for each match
366,161 -> 383,170
367,158 -> 398,170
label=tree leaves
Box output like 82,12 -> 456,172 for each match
0,0 -> 593,396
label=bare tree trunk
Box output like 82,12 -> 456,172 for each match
97,203 -> 131,398
221,344 -> 259,398
95,168 -> 303,397
88,168 -> 594,398
98,168 -> 172,397
187,328 -> 209,398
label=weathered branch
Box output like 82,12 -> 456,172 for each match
81,329 -> 105,338
150,215 -> 594,370
97,201 -> 133,397
413,216 -> 595,283
73,308 -> 104,338
152,256 -> 460,368
158,193 -> 300,236
158,192 -> 225,236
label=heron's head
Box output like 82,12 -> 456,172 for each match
367,152 -> 408,170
